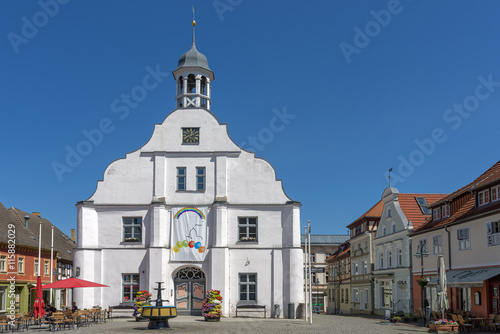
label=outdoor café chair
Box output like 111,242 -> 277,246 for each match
457,314 -> 475,333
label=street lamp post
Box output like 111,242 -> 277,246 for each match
415,243 -> 429,326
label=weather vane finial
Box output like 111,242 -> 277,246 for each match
191,6 -> 196,45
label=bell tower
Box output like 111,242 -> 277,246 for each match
172,13 -> 214,111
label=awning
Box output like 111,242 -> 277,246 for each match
429,266 -> 500,287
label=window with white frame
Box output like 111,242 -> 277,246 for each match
442,204 -> 450,218
123,217 -> 142,242
176,167 -> 186,191
363,260 -> 368,274
387,250 -> 392,267
18,257 -> 24,274
238,217 -> 257,242
478,189 -> 490,206
0,255 -> 6,272
365,288 -> 369,304
379,252 -> 384,269
354,263 -> 359,275
397,248 -> 403,267
352,289 -> 359,303
122,274 -> 139,302
492,186 -> 500,202
433,207 -> 441,220
457,227 -> 470,251
239,273 -> 257,302
196,167 -> 205,191
487,221 -> 500,247
44,260 -> 50,276
433,234 -> 443,255
34,259 -> 39,276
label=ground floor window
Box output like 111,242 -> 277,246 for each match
239,273 -> 256,302
0,286 -> 5,311
122,274 -> 139,302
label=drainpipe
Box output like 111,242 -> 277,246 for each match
445,225 -> 452,311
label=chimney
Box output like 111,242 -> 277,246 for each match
24,215 -> 30,228
32,212 -> 41,217
71,229 -> 76,242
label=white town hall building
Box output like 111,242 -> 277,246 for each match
73,21 -> 303,318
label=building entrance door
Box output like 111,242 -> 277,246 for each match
491,283 -> 499,314
174,267 -> 206,315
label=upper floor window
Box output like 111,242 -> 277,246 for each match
34,259 -> 39,276
457,227 -> 470,251
492,186 -> 500,202
391,223 -> 396,234
356,225 -> 361,236
433,234 -> 443,255
239,273 -> 257,302
238,217 -> 257,242
177,167 -> 186,191
442,204 -> 450,218
396,248 -> 403,267
382,226 -> 387,236
196,167 -> 206,191
478,189 -> 490,206
387,208 -> 392,218
433,207 -> 441,220
354,263 -> 359,275
379,252 -> 384,269
123,217 -> 142,242
44,260 -> 50,276
0,255 -> 6,272
387,251 -> 392,267
487,221 -> 500,247
18,257 -> 24,274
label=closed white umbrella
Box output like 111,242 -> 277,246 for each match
437,255 -> 449,319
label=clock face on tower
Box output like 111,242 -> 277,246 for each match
182,127 -> 200,144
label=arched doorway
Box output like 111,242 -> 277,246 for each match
174,267 -> 206,315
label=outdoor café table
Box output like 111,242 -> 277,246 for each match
466,318 -> 484,328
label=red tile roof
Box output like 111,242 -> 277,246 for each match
398,193 -> 446,230
346,200 -> 384,228
431,160 -> 500,206
413,160 -> 500,234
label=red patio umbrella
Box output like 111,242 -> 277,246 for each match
42,277 -> 109,289
33,276 -> 45,319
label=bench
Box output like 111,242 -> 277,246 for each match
235,304 -> 266,318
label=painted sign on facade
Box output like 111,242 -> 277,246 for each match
171,207 -> 208,261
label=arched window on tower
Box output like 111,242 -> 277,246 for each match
201,76 -> 207,95
187,74 -> 196,94
178,76 -> 184,95
200,76 -> 207,108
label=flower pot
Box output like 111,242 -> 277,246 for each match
418,281 -> 428,287
204,315 -> 220,322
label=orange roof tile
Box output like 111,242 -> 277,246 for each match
346,200 -> 384,228
432,160 -> 500,206
398,193 -> 447,230
414,160 -> 500,234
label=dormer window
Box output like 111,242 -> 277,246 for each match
478,189 -> 490,206
387,208 -> 392,218
442,204 -> 450,218
433,207 -> 441,220
492,186 -> 500,202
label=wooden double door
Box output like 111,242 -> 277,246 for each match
174,267 -> 206,316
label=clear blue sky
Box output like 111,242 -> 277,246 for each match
1,1 -> 499,237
